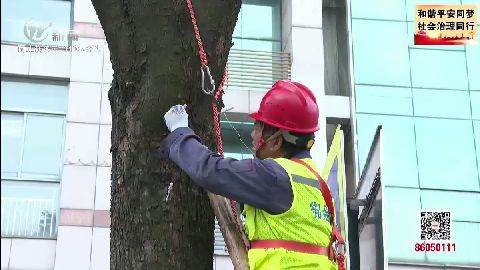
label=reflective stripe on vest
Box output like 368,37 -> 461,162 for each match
292,174 -> 321,189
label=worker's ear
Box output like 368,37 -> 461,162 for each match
269,134 -> 283,152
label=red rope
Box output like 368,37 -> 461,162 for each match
186,0 -> 208,67
213,71 -> 238,219
212,71 -> 227,157
337,253 -> 346,270
186,0 -> 239,224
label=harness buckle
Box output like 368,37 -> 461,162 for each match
201,65 -> 215,95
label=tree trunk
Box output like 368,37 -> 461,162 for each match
91,0 -> 246,269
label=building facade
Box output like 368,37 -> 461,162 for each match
349,0 -> 480,268
1,0 -> 479,270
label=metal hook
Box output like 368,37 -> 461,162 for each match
165,182 -> 174,202
332,240 -> 342,259
201,65 -> 215,95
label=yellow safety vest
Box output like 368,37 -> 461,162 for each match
244,158 -> 338,270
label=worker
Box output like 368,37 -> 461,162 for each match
159,80 -> 342,270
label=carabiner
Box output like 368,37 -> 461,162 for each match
332,240 -> 342,259
201,65 -> 215,95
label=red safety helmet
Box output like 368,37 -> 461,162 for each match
249,80 -> 319,133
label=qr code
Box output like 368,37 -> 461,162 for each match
420,211 -> 451,240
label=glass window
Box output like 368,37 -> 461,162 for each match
221,121 -> 253,158
1,79 -> 67,239
413,89 -> 471,119
240,2 -> 280,40
384,187 -> 424,261
415,118 -> 479,191
224,152 -> 254,160
355,85 -> 413,116
472,92 -> 480,120
407,22 -> 464,51
474,121 -> 480,176
420,190 -> 480,222
466,45 -> 480,91
351,0 -> 406,21
351,20 -> 410,87
1,0 -> 72,46
1,80 -> 68,114
1,112 -> 65,181
1,113 -> 24,178
356,114 -> 419,188
232,0 -> 281,51
1,180 -> 60,238
426,222 -> 480,265
406,0 -> 461,21
233,38 -> 281,51
224,152 -> 243,160
21,114 -> 65,179
1,79 -> 68,181
410,49 -> 468,90
232,9 -> 242,38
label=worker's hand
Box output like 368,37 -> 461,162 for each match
164,104 -> 189,132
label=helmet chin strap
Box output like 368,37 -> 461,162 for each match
253,130 -> 282,159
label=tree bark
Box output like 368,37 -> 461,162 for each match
91,0 -> 246,269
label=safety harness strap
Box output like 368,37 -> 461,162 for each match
292,159 -> 346,270
250,240 -> 329,256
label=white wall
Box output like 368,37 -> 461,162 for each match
1,0 -> 112,268
283,0 -> 327,170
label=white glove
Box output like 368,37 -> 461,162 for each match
164,104 -> 189,132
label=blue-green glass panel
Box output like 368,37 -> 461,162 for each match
351,0 -> 406,20
420,190 -> 480,222
224,153 -> 253,160
355,85 -> 413,116
352,20 -> 410,87
1,0 -> 71,46
233,8 -> 242,38
470,92 -> 480,120
240,1 -> 281,41
1,112 -> 24,178
410,49 -> 468,90
463,0 -> 480,4
474,121 -> 480,178
415,118 -> 479,191
1,180 -> 60,238
224,152 -> 243,160
407,21 -> 465,50
406,0 -> 461,21
232,37 -> 243,50
356,114 -> 419,188
385,187 -> 425,262
426,222 -> 480,265
1,80 -> 68,114
413,89 -> 471,119
232,0 -> 281,53
21,114 -> 65,180
233,38 -> 281,51
466,45 -> 480,91
221,121 -> 253,156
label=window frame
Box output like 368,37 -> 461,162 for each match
1,110 -> 67,183
232,0 -> 282,52
1,179 -> 60,239
1,77 -> 67,239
